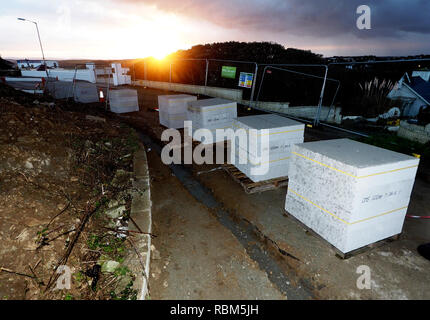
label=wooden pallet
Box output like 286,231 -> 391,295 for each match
222,164 -> 289,194
283,211 -> 401,259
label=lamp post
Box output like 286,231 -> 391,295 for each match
17,17 -> 48,76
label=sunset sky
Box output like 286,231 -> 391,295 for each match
2,0 -> 430,60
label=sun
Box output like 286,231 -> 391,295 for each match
150,47 -> 171,60
116,10 -> 186,59
120,28 -> 181,60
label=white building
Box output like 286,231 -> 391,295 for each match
19,62 -> 130,86
21,66 -> 96,83
388,71 -> 430,117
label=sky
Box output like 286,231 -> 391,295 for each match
1,0 -> 430,60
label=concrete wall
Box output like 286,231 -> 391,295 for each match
133,80 -> 294,110
133,80 -> 243,101
397,120 -> 430,144
242,100 -> 290,112
274,105 -> 340,123
132,80 -> 341,123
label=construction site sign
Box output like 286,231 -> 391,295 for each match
221,66 -> 237,79
238,72 -> 254,88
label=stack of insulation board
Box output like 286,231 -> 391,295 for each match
285,138 -> 420,254
158,94 -> 197,128
186,98 -> 237,144
109,89 -> 139,113
231,114 -> 305,182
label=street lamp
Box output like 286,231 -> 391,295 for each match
17,17 -> 48,75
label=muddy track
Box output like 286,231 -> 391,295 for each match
137,131 -> 315,299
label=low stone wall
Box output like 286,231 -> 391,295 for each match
127,144 -> 152,300
242,100 -> 290,112
263,105 -> 341,124
133,80 -> 291,110
132,80 -> 343,123
133,80 -> 243,101
397,121 -> 430,144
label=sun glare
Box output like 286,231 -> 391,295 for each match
120,10 -> 186,60
150,47 -> 171,60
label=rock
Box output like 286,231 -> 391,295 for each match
152,249 -> 161,260
41,102 -> 55,108
17,136 -> 33,143
151,266 -> 161,279
111,169 -> 133,187
105,205 -> 126,219
387,126 -> 399,132
101,260 -> 120,273
107,199 -> 126,208
15,229 -> 29,242
84,140 -> 93,149
85,115 -> 106,123
24,161 -> 33,169
41,158 -> 50,166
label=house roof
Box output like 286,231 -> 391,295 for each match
408,76 -> 430,104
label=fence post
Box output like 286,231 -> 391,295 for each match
255,66 -> 269,106
314,66 -> 328,126
143,59 -> 147,80
249,63 -> 258,108
204,59 -> 209,87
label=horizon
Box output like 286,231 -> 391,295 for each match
1,1 -> 430,60
4,46 -> 430,62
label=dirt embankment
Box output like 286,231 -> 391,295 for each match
0,85 -> 142,300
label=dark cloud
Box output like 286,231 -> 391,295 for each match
129,0 -> 430,38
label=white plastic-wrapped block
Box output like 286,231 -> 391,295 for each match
159,112 -> 189,129
158,94 -> 197,128
185,121 -> 234,144
187,98 -> 237,127
232,148 -> 293,181
186,98 -> 237,144
231,114 -> 305,182
109,89 -> 139,113
74,82 -> 99,103
285,138 -> 420,254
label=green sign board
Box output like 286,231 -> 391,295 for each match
221,66 -> 237,79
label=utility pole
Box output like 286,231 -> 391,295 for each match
17,18 -> 48,77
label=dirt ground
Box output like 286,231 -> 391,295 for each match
0,85 -> 143,300
126,86 -> 430,300
2,84 -> 429,300
147,148 -> 285,299
194,167 -> 430,299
